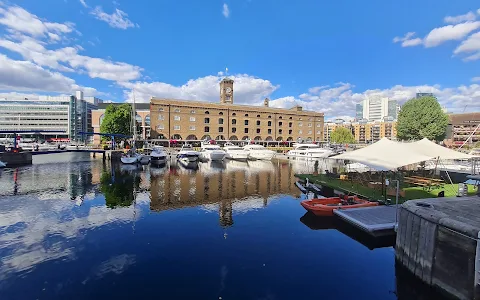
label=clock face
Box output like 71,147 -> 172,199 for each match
226,87 -> 232,94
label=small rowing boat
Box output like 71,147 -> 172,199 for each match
300,196 -> 378,217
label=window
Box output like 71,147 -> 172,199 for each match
317,130 -> 321,134
308,118 -> 312,121
157,124 -> 164,130
299,118 -> 303,120
256,120 -> 260,126
299,130 -> 303,134
232,127 -> 236,133
174,125 -> 180,130
268,129 -> 272,134
279,122 -> 283,126
289,116 -> 292,120
308,130 -> 312,134
219,127 -> 224,133
289,122 -> 292,127
205,126 -> 210,132
244,128 -> 249,133
158,107 -> 164,112
279,129 -> 283,134
268,121 -> 272,126
174,108 -> 181,113
317,124 -> 322,127
190,125 -> 196,130
174,115 -> 181,121
190,110 -> 196,114
205,111 -> 210,114
308,123 -> 312,127
299,122 -> 303,127
256,128 -> 261,134
204,117 -> 210,124
257,114 -> 261,118
219,112 -> 224,115
232,113 -> 236,116
190,116 -> 196,122
279,116 -> 283,119
219,118 -> 224,124
245,114 -> 249,117
268,115 -> 272,119
288,129 -> 292,134
232,119 -> 236,125
244,120 -> 249,126
157,115 -> 164,120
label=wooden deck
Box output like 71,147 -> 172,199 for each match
333,205 -> 398,236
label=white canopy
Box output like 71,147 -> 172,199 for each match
334,138 -> 435,171
408,138 -> 473,160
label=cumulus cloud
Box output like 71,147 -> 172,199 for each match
444,11 -> 477,24
424,21 -> 480,47
454,31 -> 480,61
90,6 -> 138,29
392,32 -> 422,47
472,77 -> 480,82
222,3 -> 230,18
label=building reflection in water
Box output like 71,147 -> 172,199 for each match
149,159 -> 301,227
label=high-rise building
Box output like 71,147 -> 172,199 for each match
387,99 -> 398,119
0,91 -> 103,142
416,92 -> 434,99
362,96 -> 389,121
355,103 -> 363,120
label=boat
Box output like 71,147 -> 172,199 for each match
198,141 -> 226,161
287,143 -> 334,159
150,146 -> 168,164
300,196 -> 378,217
121,91 -> 145,164
242,144 -> 275,160
176,144 -> 200,164
223,142 -> 249,161
121,149 -> 142,164
469,148 -> 480,157
0,161 -> 6,168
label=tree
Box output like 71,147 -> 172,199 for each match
100,104 -> 133,141
396,96 -> 448,141
100,168 -> 140,208
330,127 -> 355,144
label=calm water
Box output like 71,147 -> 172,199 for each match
0,154 -> 442,300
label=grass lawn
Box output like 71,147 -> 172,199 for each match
296,173 -> 478,203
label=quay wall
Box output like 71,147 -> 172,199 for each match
396,197 -> 480,300
0,152 -> 32,166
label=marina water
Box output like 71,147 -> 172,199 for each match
0,153 -> 448,300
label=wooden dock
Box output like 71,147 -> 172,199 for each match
333,205 -> 398,236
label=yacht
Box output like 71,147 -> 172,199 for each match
243,144 -> 276,160
176,144 -> 200,164
287,143 -> 334,159
223,143 -> 249,161
121,149 -> 142,164
199,143 -> 226,161
150,146 -> 168,164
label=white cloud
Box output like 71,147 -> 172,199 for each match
478,9 -> 480,15
79,0 -> 88,8
222,3 -> 230,18
424,21 -> 480,47
453,31 -> 480,61
120,74 -> 279,104
472,77 -> 480,82
0,4 -> 76,40
444,11 -> 477,24
392,32 -> 422,47
90,6 -> 137,29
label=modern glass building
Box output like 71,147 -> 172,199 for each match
0,92 -> 102,143
355,103 -> 363,120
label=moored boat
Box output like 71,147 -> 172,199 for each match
177,144 -> 200,163
223,142 -> 249,161
300,196 -> 378,217
150,146 -> 168,164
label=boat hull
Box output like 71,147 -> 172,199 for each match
300,197 -> 378,217
225,152 -> 249,161
247,152 -> 275,161
121,156 -> 139,164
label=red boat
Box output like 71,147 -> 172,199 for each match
300,196 -> 378,217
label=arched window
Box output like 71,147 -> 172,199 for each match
232,113 -> 236,116
256,114 -> 261,118
99,114 -> 105,125
144,115 -> 151,127
205,111 -> 210,114
245,113 -> 249,117
219,112 -> 224,115
279,116 -> 283,119
268,115 -> 272,119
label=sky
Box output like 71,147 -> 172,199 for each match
0,0 -> 479,120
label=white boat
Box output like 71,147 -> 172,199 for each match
287,143 -> 334,159
0,161 -> 6,168
199,143 -> 226,161
122,91 -> 145,165
469,148 -> 480,157
223,143 -> 249,161
150,146 -> 168,164
243,144 -> 276,160
177,144 -> 200,163
121,149 -> 142,164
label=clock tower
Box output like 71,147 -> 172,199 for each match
220,77 -> 234,104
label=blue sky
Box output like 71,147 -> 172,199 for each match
0,0 -> 479,119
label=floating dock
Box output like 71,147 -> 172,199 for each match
333,205 -> 398,237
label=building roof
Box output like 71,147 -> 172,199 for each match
221,77 -> 234,82
150,97 -> 324,116
448,112 -> 480,125
97,102 -> 150,110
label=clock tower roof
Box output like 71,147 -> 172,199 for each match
221,77 -> 234,82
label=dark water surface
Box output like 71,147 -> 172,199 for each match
0,154 -> 441,300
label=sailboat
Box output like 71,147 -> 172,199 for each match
121,92 -> 144,164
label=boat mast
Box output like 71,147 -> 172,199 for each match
132,91 -> 137,147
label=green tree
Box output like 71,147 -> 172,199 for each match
100,104 -> 133,141
100,168 -> 140,208
330,127 -> 355,144
396,96 -> 448,141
